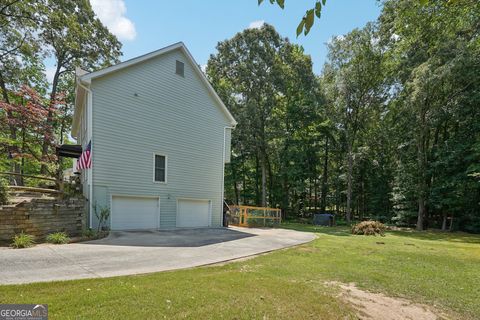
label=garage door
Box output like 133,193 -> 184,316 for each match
111,196 -> 159,230
177,199 -> 210,227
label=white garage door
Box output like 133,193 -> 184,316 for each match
111,196 -> 159,230
177,199 -> 210,227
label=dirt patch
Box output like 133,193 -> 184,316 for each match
326,282 -> 450,320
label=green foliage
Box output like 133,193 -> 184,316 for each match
0,177 -> 9,205
94,204 -> 110,233
11,232 -> 35,249
258,0 -> 326,36
0,0 -> 121,178
219,1 -> 480,233
46,232 -> 70,244
208,24 -> 321,212
351,221 -> 386,236
82,228 -> 96,239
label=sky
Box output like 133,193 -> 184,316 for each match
47,0 -> 383,81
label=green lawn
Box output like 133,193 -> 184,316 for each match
1,224 -> 479,319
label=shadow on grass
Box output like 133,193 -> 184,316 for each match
280,222 -> 352,237
389,229 -> 480,244
280,222 -> 480,244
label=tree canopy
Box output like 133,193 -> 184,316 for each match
210,0 -> 480,232
0,0 -> 121,180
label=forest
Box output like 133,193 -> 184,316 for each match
1,0 -> 479,232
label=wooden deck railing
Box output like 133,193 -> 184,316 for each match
229,205 -> 282,227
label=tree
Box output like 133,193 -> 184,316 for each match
0,85 -> 61,175
322,23 -> 386,222
0,0 -> 46,180
258,0 -> 327,36
257,0 -> 431,37
208,24 -> 320,211
378,0 -> 480,230
38,0 -> 122,174
0,0 -> 122,178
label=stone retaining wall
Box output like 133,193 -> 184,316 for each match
0,196 -> 86,243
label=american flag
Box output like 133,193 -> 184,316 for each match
76,141 -> 92,170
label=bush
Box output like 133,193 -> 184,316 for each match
11,232 -> 35,248
0,177 -> 9,205
94,204 -> 110,232
46,232 -> 70,244
351,220 -> 386,236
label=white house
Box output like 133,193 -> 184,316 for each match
71,42 -> 236,230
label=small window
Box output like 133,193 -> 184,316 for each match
154,154 -> 167,182
175,60 -> 184,77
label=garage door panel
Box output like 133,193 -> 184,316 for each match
112,196 -> 159,230
177,199 -> 210,227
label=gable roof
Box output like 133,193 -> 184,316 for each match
72,42 -> 236,137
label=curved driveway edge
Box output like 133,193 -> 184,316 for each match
0,227 -> 315,285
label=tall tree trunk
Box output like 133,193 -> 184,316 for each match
346,142 -> 353,223
416,107 -> 427,231
282,168 -> 289,218
231,161 -> 240,205
361,172 -> 365,220
266,153 -> 274,206
320,135 -> 329,214
441,212 -> 448,231
242,160 -> 247,204
0,71 -> 22,183
40,64 -> 61,175
260,151 -> 267,207
255,154 -> 260,206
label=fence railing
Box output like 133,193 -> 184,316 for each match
0,171 -> 61,192
229,205 -> 282,227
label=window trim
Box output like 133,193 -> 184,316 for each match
153,153 -> 168,184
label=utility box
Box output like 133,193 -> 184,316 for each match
313,213 -> 335,226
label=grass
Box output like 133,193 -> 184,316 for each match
46,232 -> 70,244
1,224 -> 479,319
10,232 -> 35,248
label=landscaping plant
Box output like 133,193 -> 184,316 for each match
82,228 -> 96,239
11,232 -> 35,248
351,221 -> 386,236
46,232 -> 70,244
0,177 -> 9,205
94,204 -> 110,233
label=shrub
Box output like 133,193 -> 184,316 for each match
351,220 -> 386,236
0,177 -> 9,205
94,203 -> 110,232
82,228 -> 96,239
11,232 -> 35,248
46,232 -> 70,244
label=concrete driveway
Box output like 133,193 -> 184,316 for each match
0,227 -> 315,285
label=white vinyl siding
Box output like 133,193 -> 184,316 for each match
90,49 -> 232,229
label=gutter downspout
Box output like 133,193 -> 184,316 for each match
222,126 -> 235,227
77,80 -> 93,229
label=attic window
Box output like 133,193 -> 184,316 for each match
175,60 -> 184,77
